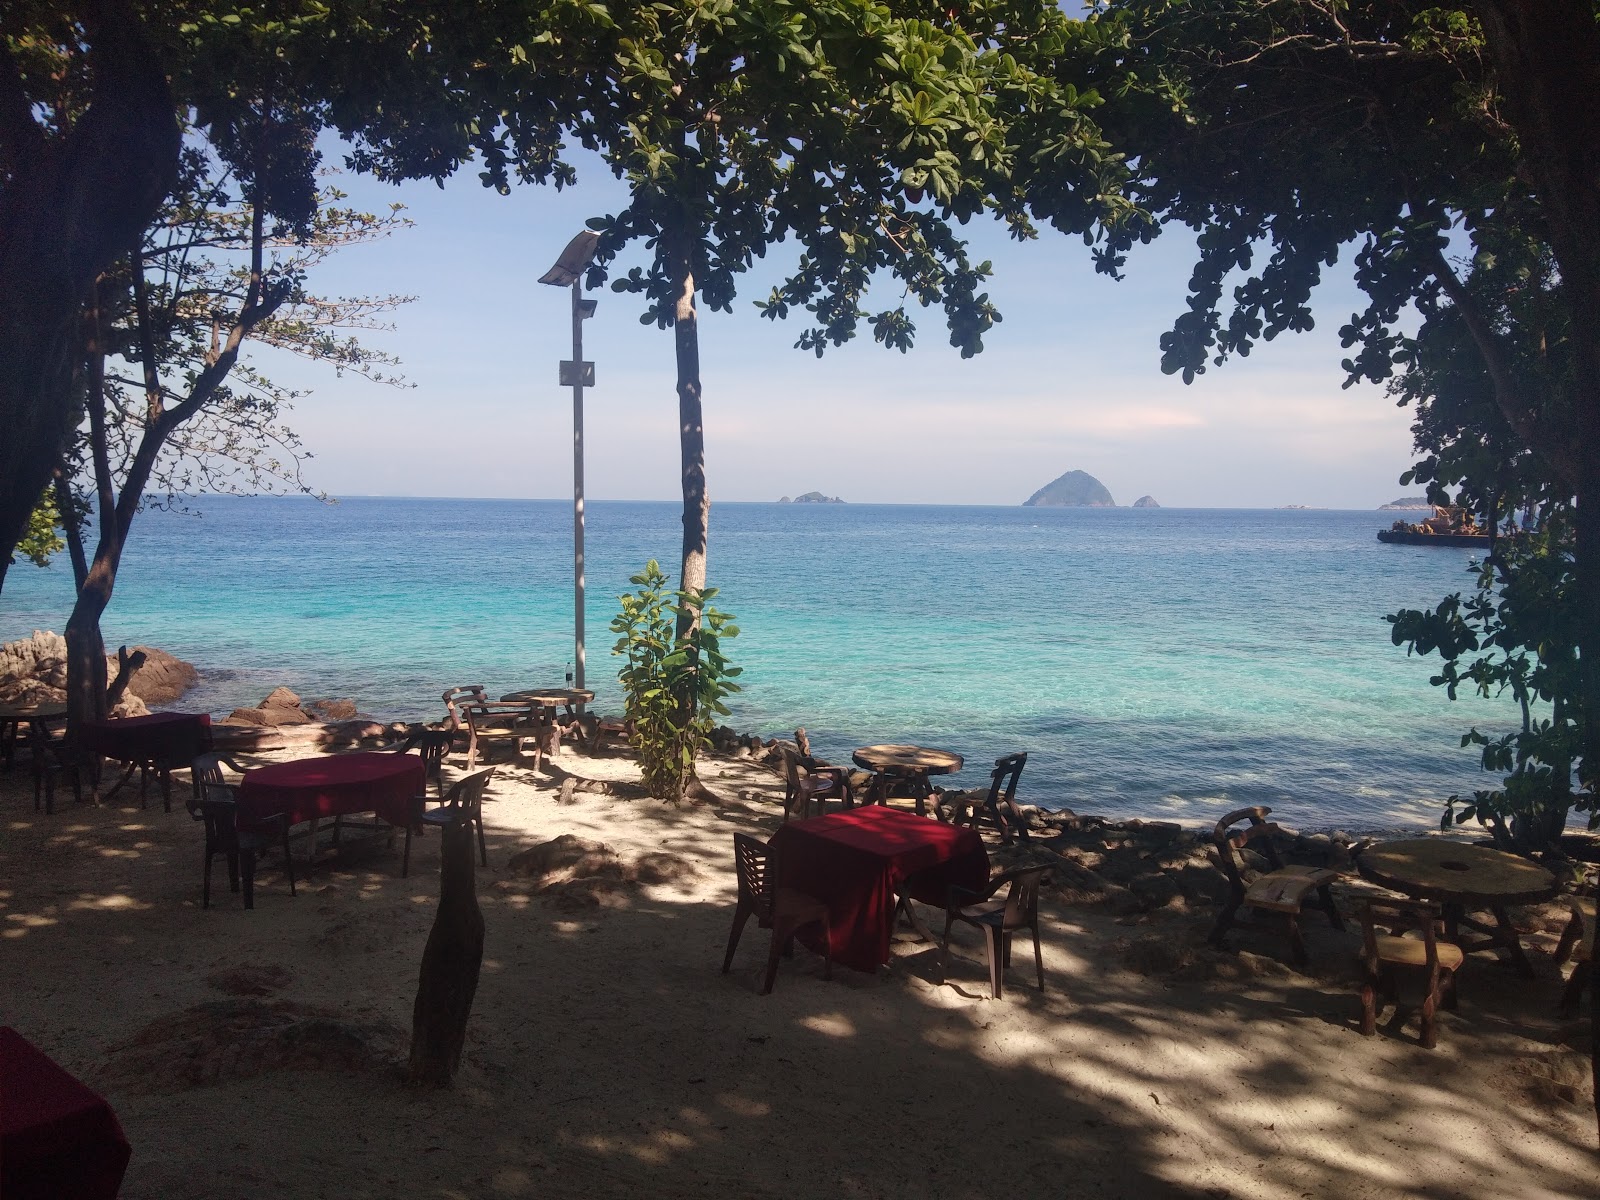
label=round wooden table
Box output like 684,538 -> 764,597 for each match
0,702 -> 67,770
851,744 -> 964,817
500,688 -> 595,709
1357,838 -> 1557,977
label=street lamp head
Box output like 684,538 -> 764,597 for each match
538,230 -> 601,287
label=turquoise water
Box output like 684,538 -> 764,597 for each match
1,497 -> 1504,830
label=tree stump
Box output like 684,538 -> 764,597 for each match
406,814 -> 484,1088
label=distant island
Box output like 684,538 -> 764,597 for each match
1132,495 -> 1160,509
778,491 -> 845,504
1022,470 -> 1115,507
1379,496 -> 1433,510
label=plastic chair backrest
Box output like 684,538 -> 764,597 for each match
733,833 -> 775,919
439,766 -> 497,817
1002,866 -> 1049,927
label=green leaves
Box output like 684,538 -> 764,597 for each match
610,559 -> 742,801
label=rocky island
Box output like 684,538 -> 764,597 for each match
1379,496 -> 1433,510
778,491 -> 845,504
1022,470 -> 1115,507
1132,495 -> 1160,508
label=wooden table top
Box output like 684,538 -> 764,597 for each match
0,701 -> 68,721
500,688 -> 595,706
851,744 -> 964,776
1358,838 -> 1557,907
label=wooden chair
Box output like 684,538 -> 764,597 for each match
30,725 -> 84,814
721,834 -> 832,994
938,866 -> 1050,999
188,753 -> 295,909
1209,806 -> 1343,964
1553,889 -> 1596,1017
778,745 -> 852,822
1358,898 -> 1462,1049
404,766 -> 496,877
951,753 -> 1030,844
442,686 -> 543,771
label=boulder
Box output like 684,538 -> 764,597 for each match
307,698 -> 358,721
260,686 -> 303,711
0,630 -> 68,702
226,708 -> 272,727
113,645 -> 198,705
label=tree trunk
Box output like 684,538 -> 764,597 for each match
65,553 -> 116,729
666,226 -> 708,640
407,815 -> 485,1088
0,3 -> 178,578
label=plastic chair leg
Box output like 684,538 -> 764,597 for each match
983,925 -> 1005,999
722,902 -> 753,974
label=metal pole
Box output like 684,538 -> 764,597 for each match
571,278 -> 586,697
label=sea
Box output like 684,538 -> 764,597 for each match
1,496 -> 1507,832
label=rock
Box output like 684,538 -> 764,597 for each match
1130,871 -> 1183,909
226,707 -> 272,726
1172,862 -> 1232,906
115,646 -> 198,705
260,686 -> 303,711
307,697 -> 358,721
1125,819 -> 1184,848
1132,495 -> 1161,508
506,835 -> 630,887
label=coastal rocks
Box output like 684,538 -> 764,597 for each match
777,491 -> 845,504
0,631 -> 197,709
228,686 -> 316,726
308,697 -> 358,721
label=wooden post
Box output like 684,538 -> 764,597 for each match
407,814 -> 484,1088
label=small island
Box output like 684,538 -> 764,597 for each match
1132,495 -> 1160,509
1022,469 -> 1115,507
778,491 -> 845,504
1379,496 -> 1433,510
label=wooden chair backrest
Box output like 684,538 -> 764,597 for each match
733,833 -> 776,922
441,686 -> 490,731
1360,898 -> 1445,970
987,753 -> 1027,807
1000,866 -> 1049,928
1212,806 -> 1290,882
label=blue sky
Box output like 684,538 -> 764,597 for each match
259,145 -> 1421,509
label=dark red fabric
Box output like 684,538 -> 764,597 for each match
237,751 -> 424,828
1,1027 -> 131,1200
79,711 -> 212,768
772,806 -> 989,973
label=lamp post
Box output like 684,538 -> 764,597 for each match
538,230 -> 600,696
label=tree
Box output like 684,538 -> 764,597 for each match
348,0 -> 1146,640
54,133 -> 409,728
1091,0 -> 1599,1137
0,0 -> 179,591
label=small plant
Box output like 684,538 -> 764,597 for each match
610,560 -> 741,801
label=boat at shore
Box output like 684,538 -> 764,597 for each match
1377,504 -> 1490,548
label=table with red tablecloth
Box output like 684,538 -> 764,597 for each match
1,1027 -> 131,1200
771,806 -> 989,973
80,711 -> 213,809
237,751 -> 424,829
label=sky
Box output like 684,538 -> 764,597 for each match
254,144 -> 1423,510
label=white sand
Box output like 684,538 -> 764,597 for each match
1,743 -> 1594,1199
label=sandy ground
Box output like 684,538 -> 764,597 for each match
1,740 -> 1595,1200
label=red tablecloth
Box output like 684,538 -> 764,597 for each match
79,711 -> 212,767
237,751 -> 424,828
1,1027 -> 131,1200
772,806 -> 989,973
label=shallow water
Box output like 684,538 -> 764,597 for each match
2,497 -> 1503,829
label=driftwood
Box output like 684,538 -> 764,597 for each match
406,814 -> 484,1088
104,645 -> 147,710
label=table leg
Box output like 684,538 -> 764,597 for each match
98,760 -> 138,802
1489,906 -> 1537,978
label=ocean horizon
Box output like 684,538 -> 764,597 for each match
2,495 -> 1506,832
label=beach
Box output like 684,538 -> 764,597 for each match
2,737 -> 1593,1199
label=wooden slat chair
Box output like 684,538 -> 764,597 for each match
442,686 -> 543,772
950,753 -> 1030,845
189,752 -> 295,909
1209,806 -> 1344,965
778,745 -> 852,822
1358,898 -> 1462,1049
404,766 -> 496,877
721,834 -> 832,994
937,866 -> 1051,999
1553,889 -> 1596,1017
